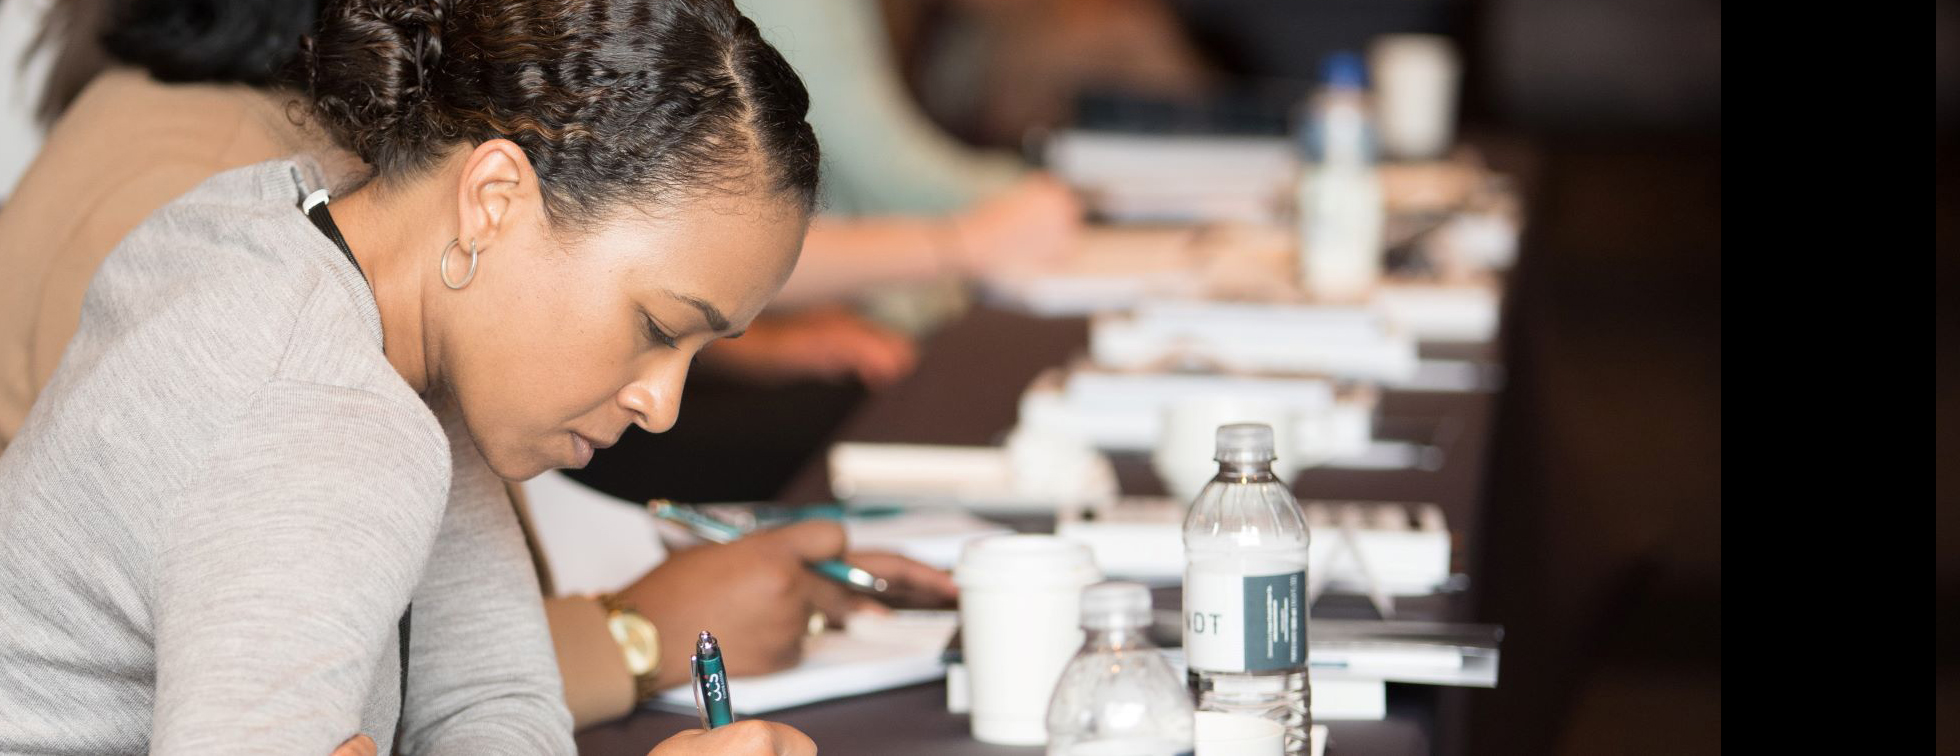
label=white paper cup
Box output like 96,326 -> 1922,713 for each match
1194,712 -> 1285,756
955,535 -> 1102,745
1369,34 -> 1462,161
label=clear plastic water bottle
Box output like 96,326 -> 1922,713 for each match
1296,51 -> 1385,302
1182,423 -> 1312,754
1045,582 -> 1195,756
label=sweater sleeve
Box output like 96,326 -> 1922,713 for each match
149,381 -> 450,754
391,418 -> 576,755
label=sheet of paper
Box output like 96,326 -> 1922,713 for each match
650,611 -> 960,716
522,470 -> 667,597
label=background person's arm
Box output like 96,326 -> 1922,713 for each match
768,176 -> 1085,311
741,0 -> 1023,216
151,382 -> 451,754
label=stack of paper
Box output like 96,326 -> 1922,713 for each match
1045,130 -> 1298,225
981,225 -> 1297,318
1373,283 -> 1501,343
1056,498 -> 1452,596
1091,301 -> 1421,382
1307,619 -> 1502,688
827,436 -> 1120,513
1015,367 -> 1376,460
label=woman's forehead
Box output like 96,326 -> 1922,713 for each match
581,195 -> 804,316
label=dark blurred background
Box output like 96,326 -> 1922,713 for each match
886,1 -> 1723,754
1939,1 -> 1958,753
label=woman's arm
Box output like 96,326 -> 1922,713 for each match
391,409 -> 576,754
151,382 -> 451,754
542,596 -> 639,729
767,217 -> 947,309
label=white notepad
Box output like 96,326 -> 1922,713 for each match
650,611 -> 960,716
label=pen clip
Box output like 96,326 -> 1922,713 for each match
689,653 -> 708,731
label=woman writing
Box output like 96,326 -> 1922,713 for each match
0,0 -> 821,753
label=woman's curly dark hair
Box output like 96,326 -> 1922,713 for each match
297,0 -> 819,224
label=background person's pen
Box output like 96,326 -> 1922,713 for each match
690,630 -> 733,729
652,501 -> 890,593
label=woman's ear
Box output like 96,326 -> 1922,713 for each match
455,139 -> 540,250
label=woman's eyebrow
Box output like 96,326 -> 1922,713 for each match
662,290 -> 731,333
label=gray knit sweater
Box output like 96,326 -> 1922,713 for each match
0,159 -> 575,755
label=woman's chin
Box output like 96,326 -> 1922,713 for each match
480,443 -> 557,482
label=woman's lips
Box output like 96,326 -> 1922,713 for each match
569,432 -> 594,468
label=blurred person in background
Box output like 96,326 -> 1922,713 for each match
567,0 -> 1090,504
892,0 -> 1218,149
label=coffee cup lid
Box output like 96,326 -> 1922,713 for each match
954,535 -> 1100,589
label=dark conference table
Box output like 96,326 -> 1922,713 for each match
577,306 -> 1497,755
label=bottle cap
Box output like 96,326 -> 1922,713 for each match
1214,423 -> 1277,464
1079,581 -> 1153,631
1321,51 -> 1368,89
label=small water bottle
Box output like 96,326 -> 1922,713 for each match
1045,582 -> 1195,756
1296,51 -> 1386,302
1183,423 -> 1312,754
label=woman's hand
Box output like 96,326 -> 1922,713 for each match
620,521 -> 858,686
330,735 -> 375,756
647,721 -> 817,756
841,551 -> 959,612
617,522 -> 960,689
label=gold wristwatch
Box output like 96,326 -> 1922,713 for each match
597,592 -> 662,702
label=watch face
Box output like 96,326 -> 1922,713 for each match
608,611 -> 660,676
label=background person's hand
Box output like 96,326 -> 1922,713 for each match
647,720 -> 817,756
840,550 -> 959,613
696,307 -> 918,389
948,174 -> 1085,277
620,520 -> 859,686
329,734 -> 375,756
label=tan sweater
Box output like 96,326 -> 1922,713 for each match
0,68 -> 636,730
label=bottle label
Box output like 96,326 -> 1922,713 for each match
1184,568 -> 1307,672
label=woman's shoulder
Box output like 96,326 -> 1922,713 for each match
45,157 -> 434,462
86,158 -> 384,368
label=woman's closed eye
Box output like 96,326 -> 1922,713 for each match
642,312 -> 679,349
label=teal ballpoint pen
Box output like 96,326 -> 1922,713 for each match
651,501 -> 889,593
690,631 -> 733,729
